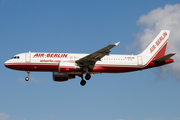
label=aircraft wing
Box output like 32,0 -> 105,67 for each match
75,42 -> 120,69
153,53 -> 176,62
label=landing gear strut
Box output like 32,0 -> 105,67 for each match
25,71 -> 30,81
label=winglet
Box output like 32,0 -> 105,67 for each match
115,42 -> 120,47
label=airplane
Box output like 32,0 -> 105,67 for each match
4,30 -> 175,86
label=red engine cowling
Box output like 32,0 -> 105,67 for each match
53,72 -> 75,82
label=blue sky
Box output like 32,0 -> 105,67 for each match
1,1 -> 180,120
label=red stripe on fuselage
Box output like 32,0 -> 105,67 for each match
4,63 -> 59,72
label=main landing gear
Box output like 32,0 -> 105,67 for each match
79,67 -> 92,86
25,71 -> 30,81
79,73 -> 91,86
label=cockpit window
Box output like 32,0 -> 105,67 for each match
11,56 -> 20,59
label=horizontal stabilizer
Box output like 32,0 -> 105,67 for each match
153,53 -> 176,62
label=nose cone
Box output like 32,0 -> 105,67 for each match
4,60 -> 12,68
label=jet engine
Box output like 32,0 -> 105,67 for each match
53,72 -> 75,82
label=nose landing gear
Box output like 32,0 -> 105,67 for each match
25,71 -> 30,81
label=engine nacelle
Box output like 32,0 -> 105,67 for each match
58,62 -> 81,72
53,72 -> 75,82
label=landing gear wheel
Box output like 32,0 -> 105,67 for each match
85,74 -> 91,80
25,77 -> 29,81
80,80 -> 86,86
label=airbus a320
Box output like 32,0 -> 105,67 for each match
4,30 -> 175,86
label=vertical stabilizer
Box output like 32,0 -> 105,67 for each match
139,30 -> 170,65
